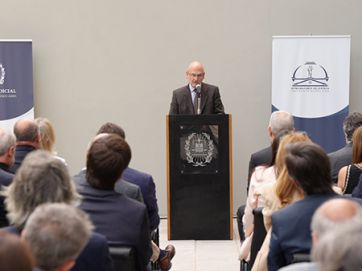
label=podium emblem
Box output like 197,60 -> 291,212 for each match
0,64 -> 5,85
185,132 -> 214,166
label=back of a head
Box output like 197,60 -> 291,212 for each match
23,203 -> 93,271
4,150 -> 79,228
35,117 -> 56,153
275,132 -> 311,205
311,198 -> 362,239
352,126 -> 362,163
0,231 -> 34,271
97,122 -> 125,139
13,119 -> 39,143
86,133 -> 131,189
0,128 -> 16,156
312,222 -> 362,271
284,141 -> 333,195
269,111 -> 294,135
343,112 -> 362,143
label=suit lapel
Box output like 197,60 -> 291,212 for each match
183,85 -> 195,114
200,83 -> 208,114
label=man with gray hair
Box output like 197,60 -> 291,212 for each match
279,198 -> 362,271
328,112 -> 362,183
237,111 -> 294,241
23,203 -> 93,271
9,118 -> 41,173
0,128 -> 16,227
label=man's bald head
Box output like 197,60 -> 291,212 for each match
186,61 -> 205,88
13,119 -> 40,145
311,198 -> 362,242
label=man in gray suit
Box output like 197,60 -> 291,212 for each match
328,112 -> 362,183
169,61 -> 225,115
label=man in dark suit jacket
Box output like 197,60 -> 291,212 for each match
268,142 -> 338,271
169,61 -> 224,115
9,119 -> 41,173
77,134 -> 152,271
97,122 -> 160,232
328,112 -> 362,183
0,129 -> 16,227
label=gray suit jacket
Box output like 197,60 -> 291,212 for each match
74,170 -> 143,203
328,143 -> 352,183
169,82 -> 224,115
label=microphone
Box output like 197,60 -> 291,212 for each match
196,84 -> 201,115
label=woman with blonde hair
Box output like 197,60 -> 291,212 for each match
35,117 -> 67,165
252,131 -> 310,271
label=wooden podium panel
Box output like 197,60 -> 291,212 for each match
167,114 -> 233,240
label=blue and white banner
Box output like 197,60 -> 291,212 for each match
272,36 -> 350,152
0,40 -> 34,132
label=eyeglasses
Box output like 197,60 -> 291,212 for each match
188,73 -> 204,78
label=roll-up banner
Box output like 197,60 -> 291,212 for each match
0,40 -> 34,132
272,36 -> 350,153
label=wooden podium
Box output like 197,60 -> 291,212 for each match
166,114 -> 233,240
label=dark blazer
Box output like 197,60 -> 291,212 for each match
122,167 -> 160,231
2,226 -> 113,271
76,177 -> 152,271
169,82 -> 225,115
268,193 -> 338,271
9,144 -> 36,173
328,143 -> 352,183
0,163 -> 13,227
74,169 -> 144,203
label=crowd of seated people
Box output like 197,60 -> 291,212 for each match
0,118 -> 175,271
1,111 -> 362,271
240,111 -> 362,271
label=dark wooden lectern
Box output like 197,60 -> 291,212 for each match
166,114 -> 233,240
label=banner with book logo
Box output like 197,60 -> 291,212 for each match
272,36 -> 350,152
0,40 -> 34,131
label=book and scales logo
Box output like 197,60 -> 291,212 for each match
291,62 -> 330,93
0,63 -> 17,98
0,64 -> 5,85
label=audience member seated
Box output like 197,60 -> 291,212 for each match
23,203 -> 93,271
279,198 -> 362,271
76,134 -> 153,271
237,110 -> 294,241
9,119 -> 40,173
0,129 -> 16,227
35,117 -> 67,165
312,217 -> 362,271
0,231 -> 34,271
268,142 -> 338,271
2,150 -> 113,271
337,126 -> 362,194
251,132 -> 310,271
95,122 -> 175,269
328,112 -> 362,183
239,133 -> 281,261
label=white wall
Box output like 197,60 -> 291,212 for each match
1,0 -> 362,216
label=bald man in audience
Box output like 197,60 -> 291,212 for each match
9,119 -> 40,173
279,198 -> 362,271
0,129 -> 16,227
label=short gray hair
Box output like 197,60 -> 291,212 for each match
23,203 -> 93,271
0,129 -> 15,156
312,222 -> 362,271
269,111 -> 294,135
3,150 -> 80,228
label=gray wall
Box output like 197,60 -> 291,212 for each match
2,0 -> 362,216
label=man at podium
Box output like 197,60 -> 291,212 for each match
169,61 -> 225,115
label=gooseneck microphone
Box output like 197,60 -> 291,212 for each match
196,84 -> 201,115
